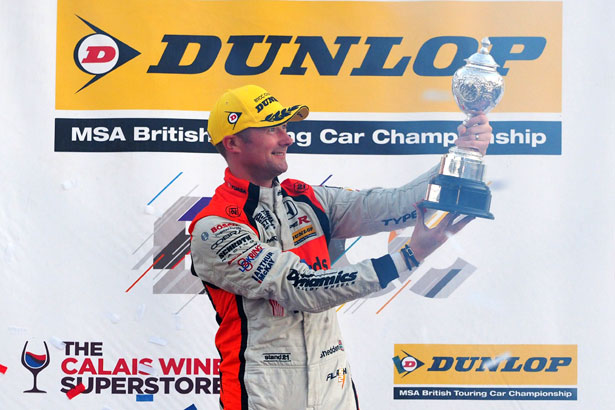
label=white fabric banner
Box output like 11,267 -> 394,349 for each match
1,1 -> 613,409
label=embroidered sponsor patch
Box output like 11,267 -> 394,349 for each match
263,352 -> 291,363
268,300 -> 285,317
286,269 -> 357,291
292,224 -> 317,246
254,209 -> 276,230
284,200 -> 298,218
211,222 -> 239,234
294,182 -> 308,192
225,205 -> 241,218
321,340 -> 345,359
252,252 -> 275,283
382,210 -> 417,226
210,230 -> 242,250
216,234 -> 254,261
237,245 -> 264,272
326,367 -> 348,388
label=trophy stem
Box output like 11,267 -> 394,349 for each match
449,145 -> 483,159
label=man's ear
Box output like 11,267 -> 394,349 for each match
222,135 -> 241,154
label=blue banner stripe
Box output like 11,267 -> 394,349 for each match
55,118 -> 561,155
393,387 -> 577,400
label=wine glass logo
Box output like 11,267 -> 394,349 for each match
21,341 -> 50,393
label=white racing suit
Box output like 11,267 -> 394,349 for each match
189,167 -> 435,410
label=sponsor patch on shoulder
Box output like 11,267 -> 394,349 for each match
225,205 -> 242,218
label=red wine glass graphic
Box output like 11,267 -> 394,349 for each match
21,341 -> 50,393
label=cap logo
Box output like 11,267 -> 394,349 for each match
227,112 -> 242,128
255,96 -> 278,113
262,105 -> 300,123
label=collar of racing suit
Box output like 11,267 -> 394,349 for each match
188,168 -> 281,236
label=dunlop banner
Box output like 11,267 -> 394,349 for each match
393,344 -> 577,401
55,0 -> 562,154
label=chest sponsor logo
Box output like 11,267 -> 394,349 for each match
326,367 -> 347,388
289,215 -> 310,229
263,352 -> 291,363
252,252 -> 275,283
254,209 -> 276,230
284,200 -> 298,218
237,245 -> 264,272
321,340 -> 344,359
292,224 -> 317,246
287,269 -> 357,291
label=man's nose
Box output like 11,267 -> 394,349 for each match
277,127 -> 294,146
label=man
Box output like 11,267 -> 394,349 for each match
189,85 -> 492,410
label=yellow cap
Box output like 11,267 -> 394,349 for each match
207,85 -> 310,145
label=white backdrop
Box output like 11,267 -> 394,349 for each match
1,1 -> 614,409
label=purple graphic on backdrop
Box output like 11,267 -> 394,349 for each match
132,195 -> 211,294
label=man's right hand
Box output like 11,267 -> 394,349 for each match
407,203 -> 474,263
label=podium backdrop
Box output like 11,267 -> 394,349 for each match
2,1 -> 614,409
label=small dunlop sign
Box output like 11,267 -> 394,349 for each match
393,344 -> 577,386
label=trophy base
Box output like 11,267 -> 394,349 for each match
423,174 -> 494,220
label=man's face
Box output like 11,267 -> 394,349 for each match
235,123 -> 294,186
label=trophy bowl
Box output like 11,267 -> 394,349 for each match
452,37 -> 504,152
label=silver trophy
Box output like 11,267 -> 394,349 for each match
423,37 -> 504,219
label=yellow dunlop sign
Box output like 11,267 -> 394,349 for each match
56,0 -> 561,113
393,344 -> 577,386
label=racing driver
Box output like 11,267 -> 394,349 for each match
189,85 -> 492,410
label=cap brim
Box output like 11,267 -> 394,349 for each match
265,105 -> 309,128
288,105 -> 309,122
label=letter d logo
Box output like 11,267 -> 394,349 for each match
73,16 -> 140,92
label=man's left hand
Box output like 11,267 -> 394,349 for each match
456,114 -> 492,156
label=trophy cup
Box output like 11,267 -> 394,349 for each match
423,37 -> 504,219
